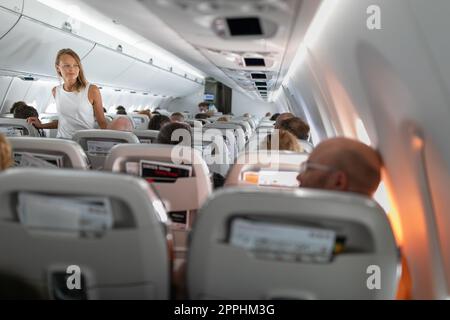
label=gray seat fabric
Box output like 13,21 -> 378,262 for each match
0,168 -> 171,299
188,187 -> 400,299
0,118 -> 41,137
8,137 -> 90,169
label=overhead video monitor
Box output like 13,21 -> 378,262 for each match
139,160 -> 192,183
251,73 -> 267,80
244,58 -> 266,67
229,218 -> 337,263
255,82 -> 267,86
226,17 -> 263,36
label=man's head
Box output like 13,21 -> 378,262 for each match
279,117 -> 310,140
13,106 -> 39,119
198,102 -> 209,113
148,114 -> 171,130
10,101 -> 27,114
170,112 -> 185,123
297,138 -> 382,197
108,116 -> 134,132
274,112 -> 294,128
157,122 -> 192,146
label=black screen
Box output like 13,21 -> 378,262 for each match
226,17 -> 263,36
244,58 -> 266,67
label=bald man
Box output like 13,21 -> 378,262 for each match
274,112 -> 294,128
297,137 -> 382,197
108,116 -> 134,132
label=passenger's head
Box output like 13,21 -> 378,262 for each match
116,110 -> 127,115
279,117 -> 310,140
55,48 -> 87,92
148,114 -> 170,131
198,102 -> 209,113
170,112 -> 185,123
157,122 -> 192,146
243,113 -> 250,117
265,112 -> 272,117
14,105 -> 39,119
297,138 -> 382,197
0,134 -> 12,171
264,129 -> 301,152
108,116 -> 133,132
216,116 -> 229,122
10,101 -> 27,114
274,112 -> 294,128
195,113 -> 209,120
139,110 -> 152,119
270,113 -> 280,121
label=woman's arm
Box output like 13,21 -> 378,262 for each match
89,85 -> 108,129
27,118 -> 58,129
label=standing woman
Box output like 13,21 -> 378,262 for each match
27,48 -> 107,138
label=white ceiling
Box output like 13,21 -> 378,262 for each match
80,0 -> 322,101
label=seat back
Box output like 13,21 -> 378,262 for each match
0,118 -> 40,137
225,151 -> 308,188
72,130 -> 140,170
133,129 -> 160,144
130,114 -> 150,130
188,187 -> 400,299
8,137 -> 90,169
299,140 -> 314,153
0,168 -> 170,299
203,123 -> 246,154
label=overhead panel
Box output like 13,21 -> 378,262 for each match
0,0 -> 23,13
0,5 -> 21,39
0,16 -> 94,78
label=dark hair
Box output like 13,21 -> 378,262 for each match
14,106 -> 39,119
195,113 -> 209,120
116,110 -> 127,115
279,117 -> 310,140
10,101 -> 27,114
157,122 -> 192,145
148,114 -> 170,130
270,113 -> 280,121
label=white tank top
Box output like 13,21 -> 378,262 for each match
55,83 -> 95,139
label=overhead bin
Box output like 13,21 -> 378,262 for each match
0,0 -> 23,13
0,5 -> 21,39
114,61 -> 202,97
0,16 -> 95,77
81,45 -> 134,88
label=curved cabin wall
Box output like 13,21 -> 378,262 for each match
0,1 -> 203,113
278,0 -> 450,299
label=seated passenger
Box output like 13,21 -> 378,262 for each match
170,112 -> 185,123
9,101 -> 27,114
265,112 -> 272,117
139,110 -> 152,119
156,122 -> 192,145
108,116 -> 134,132
216,116 -> 229,122
269,113 -> 280,121
198,102 -> 209,113
194,113 -> 209,120
274,112 -> 294,128
278,117 -> 310,141
14,105 -> 46,137
297,137 -> 381,197
296,137 -> 411,299
0,134 -> 12,171
262,129 -> 302,152
116,106 -> 127,115
242,113 -> 250,117
148,114 -> 170,131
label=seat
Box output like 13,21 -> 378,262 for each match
186,120 -> 203,128
203,122 -> 246,155
72,129 -> 140,170
8,137 -> 90,169
39,114 -> 59,138
0,168 -> 170,299
133,129 -> 160,144
188,187 -> 400,299
225,150 -> 309,188
0,118 -> 41,137
299,140 -> 314,153
129,114 -> 150,130
104,144 -> 212,259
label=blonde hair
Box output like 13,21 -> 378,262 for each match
0,134 -> 12,170
217,116 -> 229,122
264,129 -> 302,152
55,48 -> 88,92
